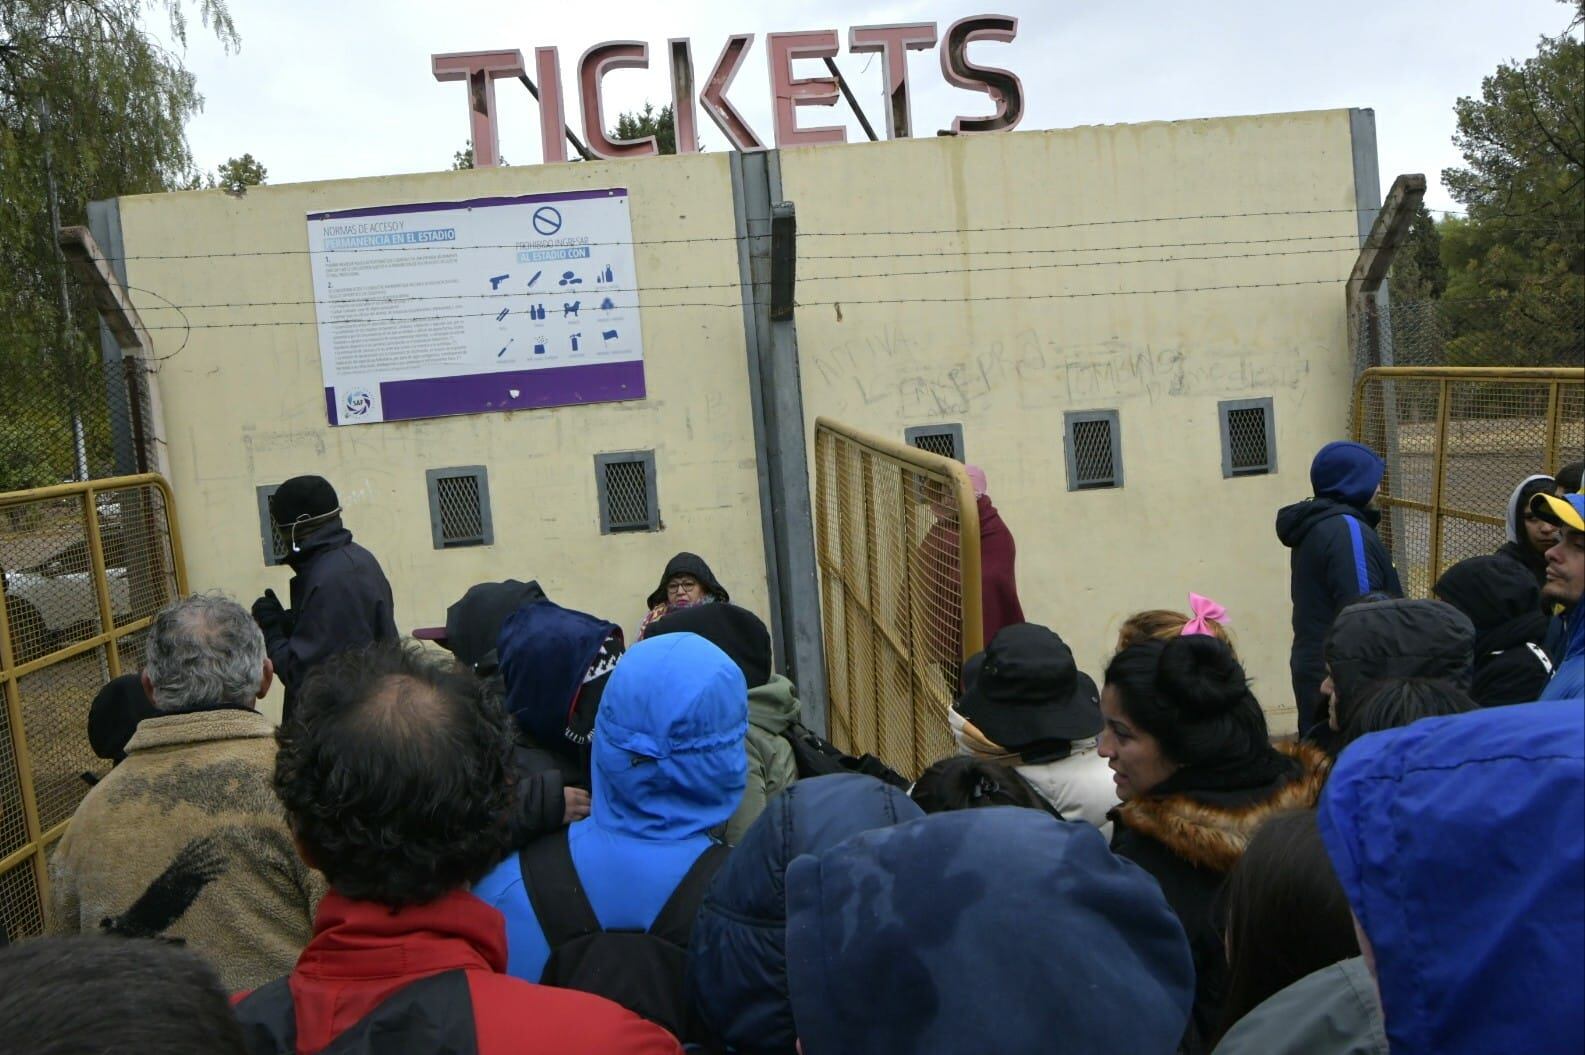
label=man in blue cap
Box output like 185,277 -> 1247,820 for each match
1277,441 -> 1403,730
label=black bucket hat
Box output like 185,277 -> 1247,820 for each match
412,579 -> 548,671
956,623 -> 1102,749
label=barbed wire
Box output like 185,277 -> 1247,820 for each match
91,244 -> 1359,315
94,205 -> 1571,264
111,274 -> 1349,332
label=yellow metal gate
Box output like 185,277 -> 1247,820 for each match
1352,367 -> 1585,596
813,418 -> 982,780
0,475 -> 187,941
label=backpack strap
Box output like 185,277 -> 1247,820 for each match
234,976 -> 297,1055
519,829 -> 602,954
647,843 -> 731,945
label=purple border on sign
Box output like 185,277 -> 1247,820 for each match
308,188 -> 628,223
324,360 -> 646,426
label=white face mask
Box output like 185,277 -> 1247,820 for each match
947,707 -> 976,757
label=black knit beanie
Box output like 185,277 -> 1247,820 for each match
644,602 -> 772,689
269,475 -> 339,527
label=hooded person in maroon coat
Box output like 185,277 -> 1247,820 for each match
968,465 -> 1026,644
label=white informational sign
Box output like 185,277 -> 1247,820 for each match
306,188 -> 646,426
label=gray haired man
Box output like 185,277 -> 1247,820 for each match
49,594 -> 325,991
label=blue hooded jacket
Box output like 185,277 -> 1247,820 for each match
784,810 -> 1195,1055
1539,493 -> 1585,702
689,775 -> 924,1053
473,632 -> 748,982
1318,701 -> 1585,1055
1277,442 -> 1401,724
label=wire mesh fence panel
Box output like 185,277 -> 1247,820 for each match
814,420 -> 980,779
0,475 -> 185,943
20,651 -> 108,833
0,355 -> 155,494
0,700 -> 29,864
1354,368 -> 1584,596
0,855 -> 43,942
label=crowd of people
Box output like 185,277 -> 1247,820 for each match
2,455 -> 1582,1054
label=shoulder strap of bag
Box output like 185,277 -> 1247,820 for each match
519,828 -> 602,950
648,843 -> 731,944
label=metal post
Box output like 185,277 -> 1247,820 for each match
1543,381 -> 1563,476
1427,379 -> 1452,585
730,152 -> 829,732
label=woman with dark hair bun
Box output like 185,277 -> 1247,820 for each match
1099,635 -> 1331,1054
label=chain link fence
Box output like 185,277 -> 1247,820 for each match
1353,293 -> 1584,377
1353,368 -> 1583,597
814,419 -> 982,780
1349,295 -> 1584,596
0,354 -> 154,494
0,476 -> 186,943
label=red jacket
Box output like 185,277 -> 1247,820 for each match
977,495 -> 1025,645
235,888 -> 683,1055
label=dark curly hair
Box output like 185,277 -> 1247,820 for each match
911,756 -> 1066,821
1103,635 -> 1270,768
274,643 -> 515,907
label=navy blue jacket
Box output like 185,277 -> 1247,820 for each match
266,519 -> 396,721
688,775 -> 923,1053
784,810 -> 1195,1055
1276,498 -> 1401,721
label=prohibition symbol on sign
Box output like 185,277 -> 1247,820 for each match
533,207 -> 563,236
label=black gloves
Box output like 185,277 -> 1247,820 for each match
251,588 -> 292,636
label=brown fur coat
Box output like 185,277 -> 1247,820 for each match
1112,741 -> 1332,873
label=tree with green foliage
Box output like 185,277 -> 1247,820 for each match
214,151 -> 265,193
615,102 -> 680,155
1389,203 -> 1448,303
0,0 -> 236,488
1437,0 -> 1583,367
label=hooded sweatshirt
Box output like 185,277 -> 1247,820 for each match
642,602 -> 801,844
1318,701 -> 1584,1055
784,809 -> 1195,1055
725,675 -> 802,845
1433,555 -> 1553,706
472,632 -> 748,984
1277,443 -> 1401,723
689,774 -> 925,1053
1494,474 -> 1556,593
977,494 -> 1026,642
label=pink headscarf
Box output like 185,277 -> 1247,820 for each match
1181,593 -> 1229,637
965,464 -> 988,499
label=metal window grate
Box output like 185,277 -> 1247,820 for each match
426,467 -> 493,548
256,485 -> 288,566
595,451 -> 660,533
1064,411 -> 1123,490
1220,398 -> 1277,478
904,423 -> 965,462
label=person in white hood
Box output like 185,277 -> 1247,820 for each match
1496,473 -> 1558,597
948,623 -> 1119,836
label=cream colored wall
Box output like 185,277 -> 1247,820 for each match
116,155 -> 769,721
781,110 -> 1365,731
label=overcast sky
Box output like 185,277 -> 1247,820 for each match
168,0 -> 1575,214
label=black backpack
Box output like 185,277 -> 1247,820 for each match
519,829 -> 727,1041
235,969 -> 476,1055
781,720 -> 911,790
